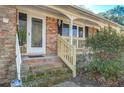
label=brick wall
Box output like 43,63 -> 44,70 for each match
46,17 -> 58,56
0,6 -> 16,86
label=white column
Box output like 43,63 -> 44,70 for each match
70,18 -> 73,45
83,25 -> 85,39
77,26 -> 79,37
77,26 -> 79,48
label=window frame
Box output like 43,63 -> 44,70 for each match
62,23 -> 70,36
62,21 -> 84,38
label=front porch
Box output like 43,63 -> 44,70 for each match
0,5 -> 122,87
17,5 -> 100,56
19,35 -> 91,86
16,5 -> 102,86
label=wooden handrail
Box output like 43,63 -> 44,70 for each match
62,36 -> 86,54
57,35 -> 76,77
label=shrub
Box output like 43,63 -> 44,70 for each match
87,58 -> 123,80
86,27 -> 124,80
86,27 -> 124,53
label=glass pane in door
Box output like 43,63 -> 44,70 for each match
31,17 -> 42,47
18,12 -> 27,53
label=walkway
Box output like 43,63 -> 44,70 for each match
53,81 -> 80,87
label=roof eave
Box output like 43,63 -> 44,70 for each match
70,5 -> 124,28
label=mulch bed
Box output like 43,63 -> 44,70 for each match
72,68 -> 124,87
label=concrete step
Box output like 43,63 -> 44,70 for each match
21,55 -> 72,87
22,56 -> 64,66
21,56 -> 65,77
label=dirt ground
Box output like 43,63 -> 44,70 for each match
72,69 -> 124,87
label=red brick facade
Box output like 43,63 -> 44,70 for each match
0,6 -> 16,86
46,16 -> 58,56
0,7 -> 58,86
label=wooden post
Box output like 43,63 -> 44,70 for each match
83,25 -> 85,39
73,46 -> 76,77
70,19 -> 73,45
57,35 -> 59,56
77,26 -> 79,48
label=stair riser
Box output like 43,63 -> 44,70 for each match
21,56 -> 65,78
23,57 -> 62,64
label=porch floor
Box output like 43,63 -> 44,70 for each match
21,55 -> 65,73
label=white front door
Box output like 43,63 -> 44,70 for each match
27,14 -> 46,55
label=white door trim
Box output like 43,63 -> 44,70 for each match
27,14 -> 46,55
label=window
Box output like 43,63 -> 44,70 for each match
18,12 -> 27,46
62,23 -> 84,38
85,26 -> 89,38
73,25 -> 77,37
62,23 -> 69,36
19,13 -> 27,32
78,27 -> 83,37
31,18 -> 43,47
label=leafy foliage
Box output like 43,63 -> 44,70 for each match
17,25 -> 26,46
88,58 -> 123,80
86,27 -> 124,53
86,27 -> 124,80
98,5 -> 124,26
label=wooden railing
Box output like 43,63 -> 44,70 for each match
62,36 -> 86,54
57,35 -> 76,77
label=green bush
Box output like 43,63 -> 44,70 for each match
86,27 -> 124,53
87,58 -> 123,80
86,27 -> 124,80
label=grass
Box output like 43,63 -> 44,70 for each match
22,67 -> 72,87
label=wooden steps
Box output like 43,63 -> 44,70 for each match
21,55 -> 72,87
21,56 -> 64,76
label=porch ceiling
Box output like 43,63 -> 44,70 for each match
74,18 -> 100,27
45,5 -> 103,26
34,5 -> 70,19
36,5 -> 100,27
